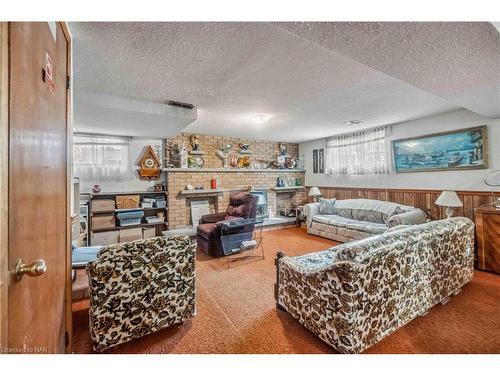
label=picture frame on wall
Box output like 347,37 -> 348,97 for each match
313,149 -> 318,173
318,148 -> 324,174
392,125 -> 488,173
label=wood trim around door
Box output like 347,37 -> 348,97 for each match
60,21 -> 73,354
0,21 -> 9,350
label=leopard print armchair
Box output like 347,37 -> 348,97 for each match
275,217 -> 475,354
87,235 -> 196,352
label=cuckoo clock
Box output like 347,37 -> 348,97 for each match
137,145 -> 161,180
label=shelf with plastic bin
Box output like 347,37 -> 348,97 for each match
90,207 -> 167,215
88,190 -> 168,246
92,222 -> 166,233
90,190 -> 167,196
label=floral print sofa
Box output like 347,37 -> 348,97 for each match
275,217 -> 475,353
87,235 -> 196,352
305,198 -> 428,243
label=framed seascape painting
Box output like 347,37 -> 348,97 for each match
393,125 -> 488,173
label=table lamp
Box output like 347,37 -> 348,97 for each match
308,187 -> 322,202
435,190 -> 463,218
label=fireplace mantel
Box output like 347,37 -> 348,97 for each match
163,168 -> 306,173
179,188 -> 249,196
272,186 -> 305,191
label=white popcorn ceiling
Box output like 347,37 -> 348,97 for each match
276,22 -> 500,118
70,22 -> 498,142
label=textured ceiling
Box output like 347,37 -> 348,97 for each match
277,22 -> 500,118
74,91 -> 197,137
69,22 -> 496,142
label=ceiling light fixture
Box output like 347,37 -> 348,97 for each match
345,120 -> 362,126
249,113 -> 273,125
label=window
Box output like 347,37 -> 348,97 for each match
73,134 -> 130,181
326,126 -> 391,175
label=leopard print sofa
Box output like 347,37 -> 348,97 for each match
275,217 -> 475,354
87,235 -> 196,352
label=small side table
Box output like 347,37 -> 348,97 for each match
475,203 -> 500,274
296,205 -> 306,227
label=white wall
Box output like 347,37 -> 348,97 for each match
299,109 -> 500,191
78,138 -> 165,193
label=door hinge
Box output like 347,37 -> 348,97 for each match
66,75 -> 70,90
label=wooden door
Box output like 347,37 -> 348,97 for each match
6,22 -> 70,353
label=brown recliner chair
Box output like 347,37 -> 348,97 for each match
197,191 -> 257,257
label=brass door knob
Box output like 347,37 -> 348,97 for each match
15,259 -> 47,281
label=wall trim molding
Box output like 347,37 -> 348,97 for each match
307,185 -> 497,197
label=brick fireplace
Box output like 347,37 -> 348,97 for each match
163,132 -> 306,230
165,169 -> 306,229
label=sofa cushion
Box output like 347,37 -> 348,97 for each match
332,199 -> 411,223
386,209 -> 428,227
346,221 -> 387,234
312,214 -> 347,227
351,209 -> 386,223
319,198 -> 336,214
312,214 -> 387,234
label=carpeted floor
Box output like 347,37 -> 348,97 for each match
72,227 -> 500,354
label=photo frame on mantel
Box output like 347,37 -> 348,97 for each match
392,125 -> 489,173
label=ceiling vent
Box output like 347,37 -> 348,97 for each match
167,100 -> 195,110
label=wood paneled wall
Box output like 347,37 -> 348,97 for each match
307,186 -> 497,221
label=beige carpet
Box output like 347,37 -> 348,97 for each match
72,227 -> 500,354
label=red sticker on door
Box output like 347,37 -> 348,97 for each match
43,52 -> 56,95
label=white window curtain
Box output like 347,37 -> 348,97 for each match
73,134 -> 130,182
326,126 -> 391,175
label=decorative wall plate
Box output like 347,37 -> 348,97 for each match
237,155 -> 251,168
